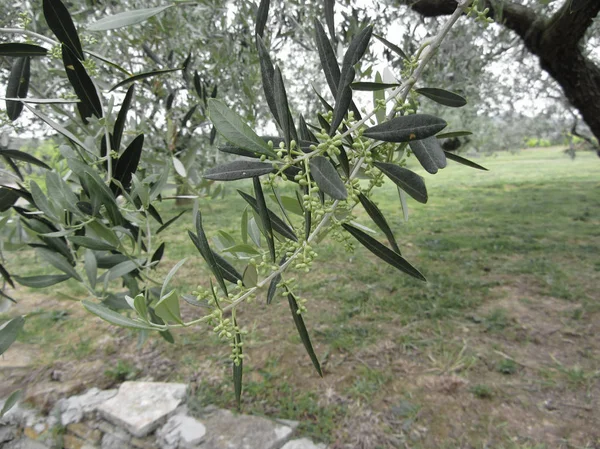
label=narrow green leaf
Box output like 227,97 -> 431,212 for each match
84,249 -> 97,289
112,134 -> 144,194
113,85 -> 135,151
443,151 -> 489,171
374,162 -> 428,204
13,274 -> 70,288
409,136 -> 447,174
0,290 -> 17,305
0,149 -> 50,170
181,104 -> 197,127
1,97 -> 78,104
351,81 -> 400,91
270,186 -> 295,231
155,290 -> 183,325
398,187 -> 409,222
213,252 -> 243,284
314,19 -> 341,99
203,160 -> 274,181
132,294 -> 149,322
2,154 -> 23,181
69,236 -> 116,251
253,177 -> 275,262
232,319 -> 243,409
436,131 -> 473,139
363,114 -> 447,143
43,0 -> 84,60
373,34 -> 407,60
270,194 -> 304,216
237,190 -> 298,242
30,181 -> 59,221
190,211 -> 228,295
329,67 -> 354,136
341,25 -> 373,72
416,88 -> 466,108
0,263 -> 15,289
298,114 -> 318,143
0,188 -> 19,212
0,389 -> 22,418
208,99 -> 276,158
37,247 -> 81,281
62,45 -> 102,119
151,242 -> 165,267
221,244 -> 261,256
0,43 -> 47,57
6,56 -> 30,121
160,258 -> 187,299
287,289 -> 323,377
109,68 -> 181,92
342,223 -> 425,281
82,300 -> 157,330
242,264 -> 258,288
97,260 -> 140,283
157,210 -> 187,234
325,0 -> 336,41
88,6 -> 174,31
23,104 -> 90,152
357,193 -> 401,254
267,256 -> 286,305
273,67 -> 293,148
255,0 -> 270,38
0,316 -> 25,355
309,156 -> 347,200
255,35 -> 279,126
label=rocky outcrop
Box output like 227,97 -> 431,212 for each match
0,382 -> 326,449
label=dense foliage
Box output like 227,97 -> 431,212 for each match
0,0 -> 492,412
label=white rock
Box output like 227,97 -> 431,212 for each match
97,381 -> 187,438
281,438 -> 328,449
56,387 -> 118,425
157,415 -> 206,449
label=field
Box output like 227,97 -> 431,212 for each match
2,147 -> 599,448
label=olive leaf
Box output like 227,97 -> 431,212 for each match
43,0 -> 84,60
444,151 -> 488,171
342,223 -> 425,281
309,156 -> 347,200
416,87 -> 466,108
203,160 -> 274,181
409,136 -> 447,174
6,57 -> 30,121
374,162 -> 428,204
363,114 -> 447,143
287,289 -> 323,377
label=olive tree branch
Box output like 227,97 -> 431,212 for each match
152,0 -> 473,331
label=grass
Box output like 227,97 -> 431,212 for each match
2,147 -> 600,447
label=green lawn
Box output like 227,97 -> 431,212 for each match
2,147 -> 599,448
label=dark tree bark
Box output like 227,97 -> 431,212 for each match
399,0 -> 600,143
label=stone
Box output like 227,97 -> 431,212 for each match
63,434 -> 86,449
101,431 -> 132,449
66,422 -> 102,444
0,424 -> 17,444
3,437 -> 50,449
130,436 -> 159,449
157,415 -> 206,449
199,408 -> 294,449
280,438 -> 328,449
57,388 -> 118,425
97,382 -> 187,438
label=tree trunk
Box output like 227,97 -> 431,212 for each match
399,0 -> 600,143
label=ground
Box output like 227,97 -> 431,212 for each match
1,147 -> 599,448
